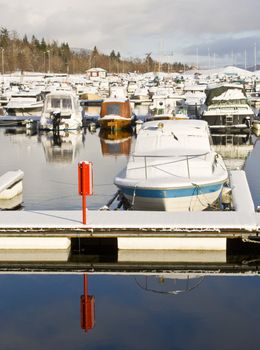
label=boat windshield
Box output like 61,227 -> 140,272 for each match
106,103 -> 121,115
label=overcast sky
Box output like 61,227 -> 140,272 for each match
1,0 -> 260,67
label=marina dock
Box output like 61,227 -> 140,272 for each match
0,170 -> 259,251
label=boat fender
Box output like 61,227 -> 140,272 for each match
244,116 -> 251,128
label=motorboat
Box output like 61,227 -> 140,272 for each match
99,98 -> 133,130
4,90 -> 44,116
148,100 -> 189,122
114,120 -> 228,211
40,91 -> 82,130
201,89 -> 255,130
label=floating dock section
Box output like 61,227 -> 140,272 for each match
0,170 -> 259,251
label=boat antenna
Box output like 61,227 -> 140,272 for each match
171,131 -> 179,141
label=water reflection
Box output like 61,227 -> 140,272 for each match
4,125 -> 38,137
212,132 -> 254,170
99,128 -> 133,157
40,131 -> 83,163
0,242 -> 259,348
134,274 -> 205,295
80,274 -> 95,333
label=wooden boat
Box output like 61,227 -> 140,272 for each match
99,98 -> 133,130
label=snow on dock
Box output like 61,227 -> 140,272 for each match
0,170 -> 258,250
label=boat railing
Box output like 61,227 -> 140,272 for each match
131,153 -> 209,180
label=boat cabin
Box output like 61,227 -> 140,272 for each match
100,98 -> 132,119
43,92 -> 80,117
99,98 -> 133,130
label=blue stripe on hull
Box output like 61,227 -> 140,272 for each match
120,183 -> 222,199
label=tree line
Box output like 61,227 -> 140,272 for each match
0,27 -> 188,74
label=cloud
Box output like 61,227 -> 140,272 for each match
1,0 -> 260,60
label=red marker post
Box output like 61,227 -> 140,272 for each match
80,274 -> 95,332
78,161 -> 93,224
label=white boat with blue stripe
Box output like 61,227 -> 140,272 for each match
114,120 -> 228,211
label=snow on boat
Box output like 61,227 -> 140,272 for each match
40,91 -> 82,130
202,88 -> 255,129
0,170 -> 24,200
114,120 -> 228,211
4,91 -> 44,116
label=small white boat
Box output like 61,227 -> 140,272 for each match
5,91 -> 44,116
40,91 -> 82,130
114,120 -> 228,211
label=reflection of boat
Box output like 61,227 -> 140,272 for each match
212,133 -> 253,170
134,274 -> 204,295
41,131 -> 82,163
114,120 -> 228,211
99,98 -> 133,130
40,91 -> 82,130
99,129 -> 133,156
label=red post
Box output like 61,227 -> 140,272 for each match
78,161 -> 93,225
82,195 -> 87,224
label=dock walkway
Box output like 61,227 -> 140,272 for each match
0,170 -> 258,250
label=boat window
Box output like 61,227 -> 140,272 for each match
48,97 -> 72,110
106,103 -> 121,115
62,98 -> 72,109
50,98 -> 61,109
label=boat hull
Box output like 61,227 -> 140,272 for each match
118,183 -> 223,211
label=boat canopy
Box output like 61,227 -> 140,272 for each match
212,89 -> 247,102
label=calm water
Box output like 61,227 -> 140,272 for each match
1,124 -> 260,349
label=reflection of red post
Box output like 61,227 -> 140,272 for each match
78,162 -> 93,224
80,274 -> 95,332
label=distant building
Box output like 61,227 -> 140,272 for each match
86,68 -> 107,79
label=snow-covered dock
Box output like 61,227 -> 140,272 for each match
0,170 -> 258,250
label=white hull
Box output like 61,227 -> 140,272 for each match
0,181 -> 23,200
